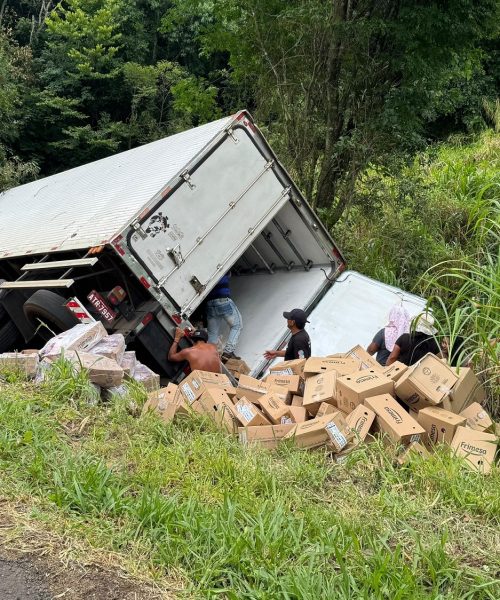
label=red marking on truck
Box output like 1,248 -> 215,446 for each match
140,276 -> 150,289
141,313 -> 154,326
139,208 -> 150,220
51,246 -> 58,251
171,314 -> 182,324
161,187 -> 171,198
111,235 -> 125,256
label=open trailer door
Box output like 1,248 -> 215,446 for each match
125,120 -> 291,318
307,271 -> 428,356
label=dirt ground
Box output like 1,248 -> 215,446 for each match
0,500 -> 172,600
0,549 -> 160,599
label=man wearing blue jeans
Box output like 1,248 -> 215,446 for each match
206,273 -> 243,362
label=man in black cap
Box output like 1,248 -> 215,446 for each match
168,327 -> 221,373
264,308 -> 311,361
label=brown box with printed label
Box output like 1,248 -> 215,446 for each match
365,394 -> 425,445
395,354 -> 459,410
224,358 -> 250,380
291,395 -> 303,407
345,345 -> 383,371
141,384 -> 178,423
302,371 -> 337,416
304,356 -> 358,376
283,414 -> 332,448
269,359 -> 306,376
443,368 -> 486,414
382,361 -> 408,383
259,392 -> 293,424
176,370 -> 231,405
451,426 -> 498,474
417,406 -> 466,446
459,402 -> 494,432
198,388 -> 239,433
346,404 -> 376,446
336,371 -> 394,413
238,424 -> 295,449
265,373 -> 303,396
233,397 -> 271,427
316,402 -> 337,418
236,374 -> 270,405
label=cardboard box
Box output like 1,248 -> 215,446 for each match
288,405 -> 308,423
236,374 -> 270,404
238,424 -> 295,449
132,361 -> 160,392
396,441 -> 430,466
417,406 -> 466,446
291,395 -> 303,407
302,371 -> 337,416
316,402 -> 337,418
345,345 -> 382,371
178,370 -> 231,404
303,356 -> 358,376
395,354 -> 459,410
336,371 -> 393,413
120,351 -> 136,376
460,403 -> 494,432
0,352 -> 39,377
325,412 -> 353,453
233,397 -> 271,427
451,426 -> 498,474
225,357 -> 250,379
265,373 -> 303,395
89,333 -> 126,364
346,404 -> 376,446
382,361 -> 408,383
142,384 -> 178,422
259,392 -> 293,424
40,321 -> 107,358
444,368 -> 486,414
283,412 -> 350,450
409,408 -> 419,420
269,358 -> 306,376
365,394 -> 425,445
53,351 -> 124,388
198,388 -> 239,433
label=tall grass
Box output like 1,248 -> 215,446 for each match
0,378 -> 499,597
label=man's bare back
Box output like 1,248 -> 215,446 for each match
168,328 -> 221,373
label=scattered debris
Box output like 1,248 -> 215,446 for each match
0,326 -> 498,474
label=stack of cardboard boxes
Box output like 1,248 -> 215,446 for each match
142,345 -> 498,474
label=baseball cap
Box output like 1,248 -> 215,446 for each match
190,329 -> 208,342
283,308 -> 310,326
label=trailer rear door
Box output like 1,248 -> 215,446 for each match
126,124 -> 289,316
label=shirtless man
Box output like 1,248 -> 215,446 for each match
168,328 -> 221,373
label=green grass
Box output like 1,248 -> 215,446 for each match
0,378 -> 499,598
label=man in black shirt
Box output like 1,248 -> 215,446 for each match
386,313 -> 440,366
264,308 -> 311,361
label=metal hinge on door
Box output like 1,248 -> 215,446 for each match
190,276 -> 206,294
225,127 -> 239,144
180,169 -> 195,190
131,220 -> 147,240
167,245 -> 184,267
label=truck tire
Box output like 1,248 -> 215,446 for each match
0,321 -> 22,352
24,290 -> 79,332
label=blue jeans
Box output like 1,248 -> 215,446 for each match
206,298 -> 243,354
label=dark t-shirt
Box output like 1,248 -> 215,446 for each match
372,328 -> 390,366
396,332 -> 440,366
285,329 -> 311,360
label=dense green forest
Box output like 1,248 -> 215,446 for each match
1,1 -> 499,391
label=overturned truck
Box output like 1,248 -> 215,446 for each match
0,111 -> 426,380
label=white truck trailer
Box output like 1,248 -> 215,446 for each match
0,110 -> 426,379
